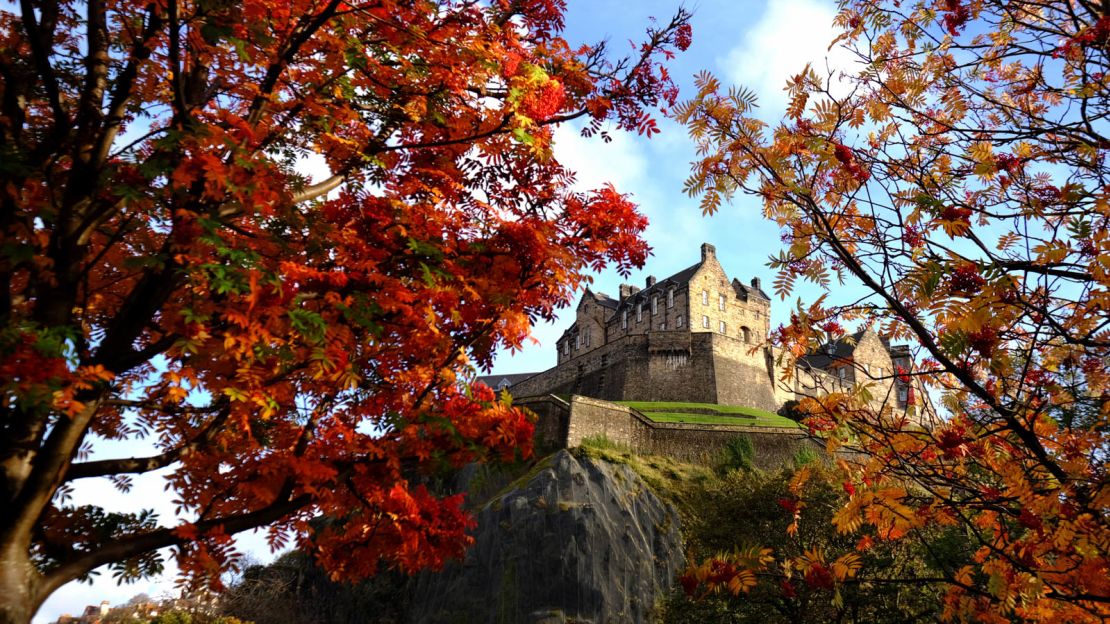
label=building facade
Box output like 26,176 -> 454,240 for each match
502,243 -> 931,422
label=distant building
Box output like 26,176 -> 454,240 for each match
484,243 -> 933,424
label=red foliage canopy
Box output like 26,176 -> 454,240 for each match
0,1 -> 690,621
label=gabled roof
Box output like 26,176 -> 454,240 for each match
593,291 -> 619,310
798,330 -> 887,370
799,330 -> 865,368
732,278 -> 770,301
614,261 -> 703,307
475,372 -> 539,389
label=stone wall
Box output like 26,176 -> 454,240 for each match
513,395 -> 571,452
551,395 -> 822,471
708,333 -> 778,411
564,395 -> 641,447
512,331 -> 786,409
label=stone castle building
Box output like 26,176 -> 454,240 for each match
496,243 -> 928,421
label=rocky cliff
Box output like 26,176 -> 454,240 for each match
408,449 -> 685,624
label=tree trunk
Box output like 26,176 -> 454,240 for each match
0,540 -> 37,624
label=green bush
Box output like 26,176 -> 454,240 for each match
660,466 -> 970,624
718,435 -> 754,473
579,433 -> 633,454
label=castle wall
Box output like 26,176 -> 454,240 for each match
708,333 -> 778,412
513,395 -> 571,453
556,396 -> 824,470
564,395 -> 640,448
636,331 -> 718,403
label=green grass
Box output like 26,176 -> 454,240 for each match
616,401 -> 800,428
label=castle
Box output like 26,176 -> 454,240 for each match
492,243 -> 928,422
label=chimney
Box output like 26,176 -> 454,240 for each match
619,284 -> 640,300
645,275 -> 657,288
750,277 -> 761,290
700,242 -> 716,261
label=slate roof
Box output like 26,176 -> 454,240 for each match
798,330 -> 891,370
476,372 -> 539,389
732,278 -> 770,301
607,261 -> 704,307
592,291 -> 619,309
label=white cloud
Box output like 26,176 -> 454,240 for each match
718,0 -> 855,120
552,122 -> 649,193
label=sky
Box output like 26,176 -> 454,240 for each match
34,0 -> 848,620
488,0 -> 846,377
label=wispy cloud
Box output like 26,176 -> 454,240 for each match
718,0 -> 854,121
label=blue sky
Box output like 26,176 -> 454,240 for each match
36,1 -> 846,620
489,0 -> 846,377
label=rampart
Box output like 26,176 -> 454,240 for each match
511,332 -> 781,412
529,394 -> 823,470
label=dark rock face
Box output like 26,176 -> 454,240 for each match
409,450 -> 684,624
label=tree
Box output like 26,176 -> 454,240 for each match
675,0 -> 1108,621
667,465 -> 959,623
0,1 -> 692,622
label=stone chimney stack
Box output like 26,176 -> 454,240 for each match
645,275 -> 657,288
701,242 -> 716,261
619,284 -> 641,300
750,277 -> 761,290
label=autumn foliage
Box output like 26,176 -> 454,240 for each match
0,1 -> 690,621
676,0 -> 1108,621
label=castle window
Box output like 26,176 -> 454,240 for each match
585,326 -> 591,347
676,314 -> 684,328
837,367 -> 847,380
702,315 -> 710,329
667,288 -> 674,308
636,302 -> 643,322
718,293 -> 726,310
719,320 -> 727,334
622,310 -> 628,329
575,334 -> 580,350
563,341 -> 569,356
659,322 -> 666,331
898,385 -> 908,402
701,290 -> 709,305
652,295 -> 658,315
741,326 -> 751,343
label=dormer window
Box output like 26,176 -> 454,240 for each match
575,334 -> 580,350
667,288 -> 675,308
652,295 -> 658,315
636,302 -> 643,322
622,310 -> 628,329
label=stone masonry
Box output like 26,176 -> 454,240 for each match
501,243 -> 931,422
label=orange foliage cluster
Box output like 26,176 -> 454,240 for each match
676,0 -> 1108,621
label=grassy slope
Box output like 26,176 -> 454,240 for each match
616,401 -> 800,428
